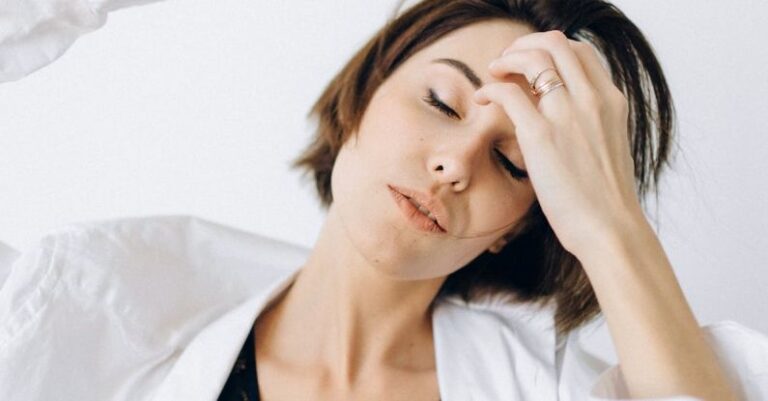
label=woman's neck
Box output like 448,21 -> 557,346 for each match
253,208 -> 446,389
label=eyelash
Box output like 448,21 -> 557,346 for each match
421,89 -> 528,181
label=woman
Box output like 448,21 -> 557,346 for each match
0,0 -> 766,400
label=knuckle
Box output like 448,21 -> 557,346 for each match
545,30 -> 568,42
545,30 -> 570,49
570,39 -> 588,48
571,40 -> 594,54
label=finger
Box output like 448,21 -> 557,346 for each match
500,30 -> 596,105
568,39 -> 612,87
473,82 -> 552,147
487,48 -> 571,117
568,39 -> 627,104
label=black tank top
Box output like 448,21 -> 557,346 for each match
217,327 -> 260,401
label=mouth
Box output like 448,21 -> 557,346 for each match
387,184 -> 448,233
407,196 -> 437,220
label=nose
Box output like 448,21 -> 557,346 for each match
427,103 -> 516,192
429,161 -> 467,192
428,134 -> 481,192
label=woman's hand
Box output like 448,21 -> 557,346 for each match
473,30 -> 642,258
475,30 -> 745,401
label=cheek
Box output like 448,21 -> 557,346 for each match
349,103 -> 433,178
467,187 -> 534,236
366,98 -> 428,144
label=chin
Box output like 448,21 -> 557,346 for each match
341,218 -> 444,280
361,235 -> 462,281
330,175 -> 451,280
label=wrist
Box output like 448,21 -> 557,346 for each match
574,204 -> 656,268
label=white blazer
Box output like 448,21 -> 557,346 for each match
0,215 -> 766,401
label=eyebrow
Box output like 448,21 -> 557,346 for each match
430,58 -> 484,89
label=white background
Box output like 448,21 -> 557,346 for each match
1,0 -> 766,362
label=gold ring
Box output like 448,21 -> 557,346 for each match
531,74 -> 565,97
528,67 -> 557,89
534,80 -> 565,97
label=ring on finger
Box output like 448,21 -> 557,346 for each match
528,67 -> 557,88
531,76 -> 566,97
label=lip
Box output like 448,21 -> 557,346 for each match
387,184 -> 448,233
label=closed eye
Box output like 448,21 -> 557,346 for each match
422,88 -> 460,119
421,89 -> 529,181
493,149 -> 528,181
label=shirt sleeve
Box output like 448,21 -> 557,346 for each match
585,320 -> 768,400
0,0 -> 165,83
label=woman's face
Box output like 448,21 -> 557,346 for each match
330,19 -> 539,280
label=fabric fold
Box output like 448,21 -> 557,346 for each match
0,241 -> 20,291
0,0 -> 165,82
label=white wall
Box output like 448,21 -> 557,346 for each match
1,0 -> 766,363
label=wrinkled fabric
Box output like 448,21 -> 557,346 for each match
0,215 -> 765,401
0,241 -> 19,290
2,0 -> 767,399
0,0 -> 162,82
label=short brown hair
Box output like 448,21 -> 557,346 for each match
291,0 -> 675,335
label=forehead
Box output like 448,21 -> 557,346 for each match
405,19 -> 536,83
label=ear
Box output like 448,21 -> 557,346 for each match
487,237 -> 509,254
487,219 -> 529,254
